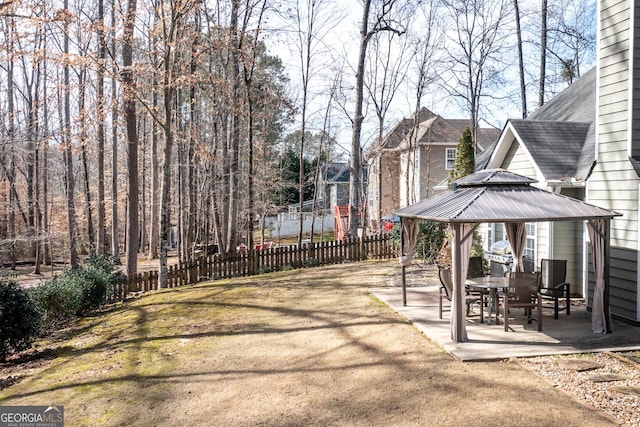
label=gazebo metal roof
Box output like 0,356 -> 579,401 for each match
395,169 -> 620,223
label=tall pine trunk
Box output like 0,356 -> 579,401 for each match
63,0 -> 78,267
110,0 -> 120,258
96,0 -> 107,255
123,0 -> 139,276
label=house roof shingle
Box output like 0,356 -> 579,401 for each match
487,67 -> 597,183
367,106 -> 500,158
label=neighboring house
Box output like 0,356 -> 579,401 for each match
317,162 -> 369,240
319,162 -> 351,209
366,107 -> 499,232
479,0 -> 640,325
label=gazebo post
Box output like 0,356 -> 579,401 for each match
451,223 -> 465,342
605,219 -> 612,333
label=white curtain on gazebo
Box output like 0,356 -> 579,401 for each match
505,222 -> 526,272
450,223 -> 474,341
588,219 -> 609,334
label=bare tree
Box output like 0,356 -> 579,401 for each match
514,0 -> 527,118
547,0 -> 596,85
441,0 -> 511,148
63,0 -> 79,267
95,0 -> 107,255
122,0 -> 138,277
539,0 -> 547,107
349,0 -> 406,238
110,0 -> 120,258
404,0 -> 441,203
288,0 -> 334,245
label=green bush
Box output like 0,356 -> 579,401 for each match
30,255 -> 124,330
74,266 -> 109,315
303,258 -> 319,267
30,274 -> 84,331
87,254 -> 125,301
0,279 -> 42,361
390,220 -> 446,264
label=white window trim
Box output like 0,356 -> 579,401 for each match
524,222 -> 536,269
445,148 -> 456,170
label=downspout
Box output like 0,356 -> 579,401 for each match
548,184 -> 562,260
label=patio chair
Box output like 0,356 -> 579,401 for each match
467,256 -> 486,279
538,259 -> 571,319
500,271 -> 542,332
438,265 -> 483,320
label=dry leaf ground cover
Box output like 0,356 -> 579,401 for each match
0,260 -> 616,426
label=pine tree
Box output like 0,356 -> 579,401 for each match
448,127 -> 475,184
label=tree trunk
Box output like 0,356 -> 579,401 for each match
96,0 -> 106,255
539,0 -> 547,107
158,89 -> 176,289
123,0 -> 139,276
224,0 -> 241,253
63,0 -> 78,267
7,24 -> 17,270
79,68 -> 95,254
42,32 -> 51,266
349,0 -> 372,238
514,0 -> 527,118
188,21 -> 198,257
148,88 -> 159,260
111,0 -> 120,258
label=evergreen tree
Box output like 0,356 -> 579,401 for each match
448,127 -> 475,184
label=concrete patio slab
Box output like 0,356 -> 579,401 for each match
372,283 -> 640,361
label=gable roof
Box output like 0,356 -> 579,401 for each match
486,67 -> 596,184
508,120 -> 592,180
367,107 -> 500,158
367,107 -> 438,153
321,162 -> 368,184
323,162 -> 350,183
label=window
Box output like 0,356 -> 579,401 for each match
445,148 -> 456,170
523,223 -> 536,271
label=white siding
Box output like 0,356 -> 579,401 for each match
591,0 -> 640,322
500,139 -> 537,177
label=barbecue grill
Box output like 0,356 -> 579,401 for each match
484,240 -> 513,276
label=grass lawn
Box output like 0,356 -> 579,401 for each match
0,260 -> 614,426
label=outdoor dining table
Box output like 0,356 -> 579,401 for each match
466,276 -> 510,325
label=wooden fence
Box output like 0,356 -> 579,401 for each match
116,235 -> 396,298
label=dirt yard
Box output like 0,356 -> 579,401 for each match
0,260 -> 616,426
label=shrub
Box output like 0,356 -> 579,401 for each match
74,266 -> 109,315
259,266 -> 272,274
30,274 -> 83,331
87,254 -> 125,301
0,279 -> 42,361
391,220 -> 446,264
303,258 -> 319,267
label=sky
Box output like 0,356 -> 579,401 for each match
262,0 -> 596,155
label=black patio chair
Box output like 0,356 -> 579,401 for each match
500,271 -> 542,332
538,259 -> 571,319
467,256 -> 486,279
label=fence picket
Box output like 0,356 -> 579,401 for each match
122,236 -> 396,297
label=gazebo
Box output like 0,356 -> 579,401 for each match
394,169 -> 622,343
